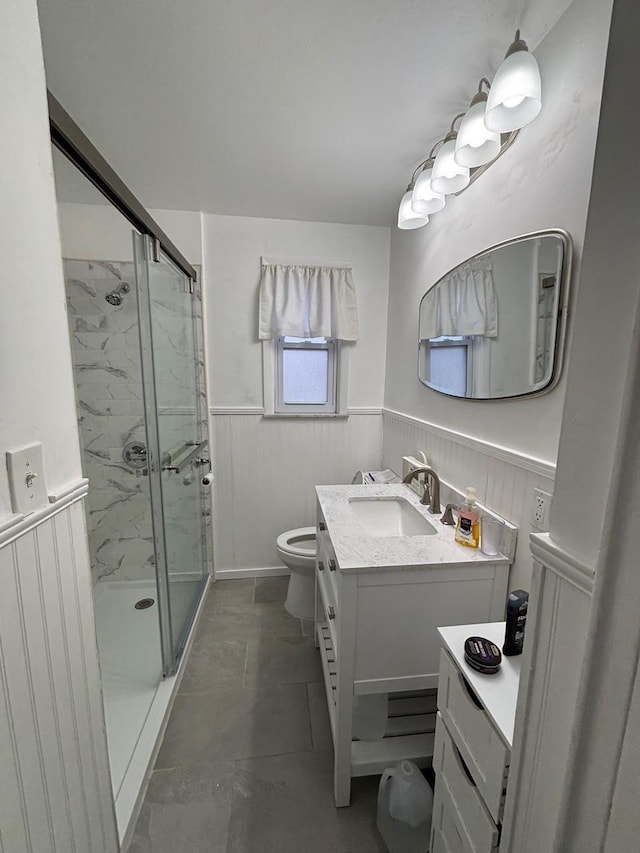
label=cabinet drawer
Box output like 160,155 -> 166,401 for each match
437,650 -> 508,822
316,507 -> 332,563
431,772 -> 499,853
316,558 -> 338,654
317,530 -> 339,607
433,715 -> 499,853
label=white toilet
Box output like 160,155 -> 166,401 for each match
276,526 -> 317,619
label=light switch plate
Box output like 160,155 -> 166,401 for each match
6,443 -> 48,515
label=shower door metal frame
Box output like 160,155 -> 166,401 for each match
48,91 -> 197,283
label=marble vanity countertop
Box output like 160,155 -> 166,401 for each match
315,484 -> 510,572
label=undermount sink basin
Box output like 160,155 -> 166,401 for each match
348,497 -> 437,537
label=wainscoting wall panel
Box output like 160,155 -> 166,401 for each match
210,411 -> 383,574
0,490 -> 117,853
382,409 -> 556,590
501,535 -> 595,853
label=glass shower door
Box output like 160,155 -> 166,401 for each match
134,233 -> 210,675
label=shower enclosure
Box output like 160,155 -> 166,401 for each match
65,235 -> 210,669
50,93 -> 212,839
61,230 -> 211,836
61,229 -> 211,832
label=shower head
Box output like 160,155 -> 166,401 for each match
105,282 -> 130,306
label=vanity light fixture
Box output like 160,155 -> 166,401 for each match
485,31 -> 542,132
398,181 -> 429,230
411,148 -> 446,216
454,80 -> 501,168
430,115 -> 471,195
398,30 -> 541,230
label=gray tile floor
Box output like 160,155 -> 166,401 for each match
128,578 -> 386,852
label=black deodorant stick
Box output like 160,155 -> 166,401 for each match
503,589 -> 529,656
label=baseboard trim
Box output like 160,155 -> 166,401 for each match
214,566 -> 290,580
383,408 -> 556,479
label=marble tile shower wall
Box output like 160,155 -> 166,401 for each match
64,259 -> 154,585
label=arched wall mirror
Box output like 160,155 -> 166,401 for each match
418,229 -> 572,400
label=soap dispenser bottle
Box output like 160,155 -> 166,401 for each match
455,487 -> 480,548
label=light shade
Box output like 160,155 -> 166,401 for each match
398,190 -> 428,230
431,139 -> 470,195
411,166 -> 446,215
454,99 -> 501,167
485,47 -> 541,132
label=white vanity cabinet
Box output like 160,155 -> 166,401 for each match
431,623 -> 520,853
314,486 -> 512,807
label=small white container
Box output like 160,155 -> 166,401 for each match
480,517 -> 505,557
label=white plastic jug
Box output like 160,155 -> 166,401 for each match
376,760 -> 433,853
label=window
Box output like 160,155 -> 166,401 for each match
275,336 -> 337,414
425,336 -> 472,397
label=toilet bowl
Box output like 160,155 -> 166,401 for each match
276,526 -> 316,620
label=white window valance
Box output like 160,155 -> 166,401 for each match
258,262 -> 359,341
420,265 -> 498,339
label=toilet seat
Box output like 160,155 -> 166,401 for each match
276,526 -> 316,558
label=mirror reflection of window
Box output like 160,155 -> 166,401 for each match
418,232 -> 570,400
427,337 -> 470,397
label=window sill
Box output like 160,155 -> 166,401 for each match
262,412 -> 350,420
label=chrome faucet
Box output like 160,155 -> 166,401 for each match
402,467 -> 442,515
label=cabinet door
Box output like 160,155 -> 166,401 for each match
438,651 -> 509,822
433,715 -> 500,853
354,566 -> 500,686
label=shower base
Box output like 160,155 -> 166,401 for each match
94,580 -> 162,795
93,576 -> 208,841
92,579 -> 175,841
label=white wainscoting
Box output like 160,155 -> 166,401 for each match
501,533 -> 595,853
382,409 -> 556,590
0,487 -> 118,853
209,411 -> 383,574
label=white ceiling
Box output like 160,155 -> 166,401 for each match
39,0 -> 573,226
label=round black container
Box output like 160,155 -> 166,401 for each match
464,636 -> 502,675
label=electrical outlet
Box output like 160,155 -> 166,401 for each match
402,455 -> 427,496
408,476 -> 425,497
531,488 -> 552,530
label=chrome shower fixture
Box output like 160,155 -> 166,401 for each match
105,281 -> 130,305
